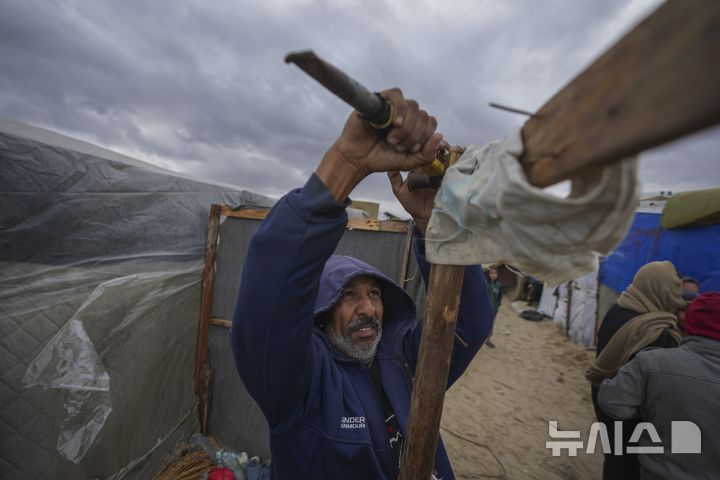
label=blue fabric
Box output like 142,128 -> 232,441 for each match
245,460 -> 271,480
231,174 -> 493,480
600,212 -> 720,294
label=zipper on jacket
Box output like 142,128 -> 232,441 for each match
364,364 -> 400,477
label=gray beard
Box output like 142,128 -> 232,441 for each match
324,316 -> 382,364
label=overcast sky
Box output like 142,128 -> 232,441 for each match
2,0 -> 718,215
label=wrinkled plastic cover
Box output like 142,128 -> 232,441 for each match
0,120 -> 274,478
23,318 -> 111,463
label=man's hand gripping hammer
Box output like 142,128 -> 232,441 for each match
284,50 -> 447,191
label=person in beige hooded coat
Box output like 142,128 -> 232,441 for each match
587,261 -> 687,480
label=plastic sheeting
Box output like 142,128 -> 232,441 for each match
553,283 -> 570,331
550,272 -> 598,347
22,319 -> 111,463
599,212 -> 720,294
425,128 -> 639,286
0,120 -> 274,479
566,272 -> 598,348
537,285 -> 558,318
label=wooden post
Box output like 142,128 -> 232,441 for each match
566,281 -> 573,336
594,270 -> 602,347
399,264 -> 464,480
194,204 -> 222,434
399,147 -> 465,480
400,1 -> 720,478
399,222 -> 414,288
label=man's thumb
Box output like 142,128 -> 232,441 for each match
387,171 -> 403,193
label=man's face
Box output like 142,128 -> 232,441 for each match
683,281 -> 699,295
324,276 -> 384,362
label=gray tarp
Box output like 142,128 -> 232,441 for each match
0,119 -> 274,479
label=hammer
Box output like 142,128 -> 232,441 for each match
285,50 -> 446,191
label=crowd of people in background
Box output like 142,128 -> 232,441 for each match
480,260 -> 717,479
586,261 -> 719,480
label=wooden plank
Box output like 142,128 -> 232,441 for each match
200,367 -> 213,436
350,199 -> 380,219
399,223 -> 414,287
398,264 -> 465,480
521,0 -> 720,188
220,206 -> 269,220
594,271 -> 602,347
194,204 -> 222,433
220,205 -> 409,233
566,281 -> 573,336
347,217 -> 380,231
211,318 -> 232,328
399,146 -> 465,480
379,220 -> 410,233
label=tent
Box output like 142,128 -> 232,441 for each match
0,119 -> 274,479
545,271 -> 598,347
598,192 -> 720,322
540,192 -> 720,347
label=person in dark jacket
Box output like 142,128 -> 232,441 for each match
231,88 -> 493,480
484,267 -> 502,348
598,292 -> 720,480
588,261 -> 687,480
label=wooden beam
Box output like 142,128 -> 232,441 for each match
200,367 -> 213,436
220,205 -> 410,233
399,147 -> 465,480
566,281 -> 573,336
348,217 -> 380,230
194,204 -> 222,434
398,223 -> 414,288
521,0 -> 720,188
220,206 -> 268,220
211,318 -> 232,328
398,264 -> 465,480
380,220 -> 411,233
594,271 -> 602,347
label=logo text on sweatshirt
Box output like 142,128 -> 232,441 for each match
341,416 -> 366,429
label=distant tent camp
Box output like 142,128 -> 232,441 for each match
597,188 -> 720,321
538,190 -> 720,347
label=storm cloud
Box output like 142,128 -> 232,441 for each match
2,0 -> 717,213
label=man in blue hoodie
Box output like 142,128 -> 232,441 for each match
231,88 -> 493,479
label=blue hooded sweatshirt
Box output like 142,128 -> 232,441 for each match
231,174 -> 493,479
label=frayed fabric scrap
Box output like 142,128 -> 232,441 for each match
425,128 -> 638,285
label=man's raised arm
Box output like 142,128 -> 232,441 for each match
230,88 -> 443,427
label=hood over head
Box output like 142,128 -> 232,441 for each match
617,261 -> 685,314
314,255 -> 417,344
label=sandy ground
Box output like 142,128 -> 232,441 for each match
441,299 -> 603,480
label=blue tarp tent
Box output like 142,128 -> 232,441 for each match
600,212 -> 720,294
